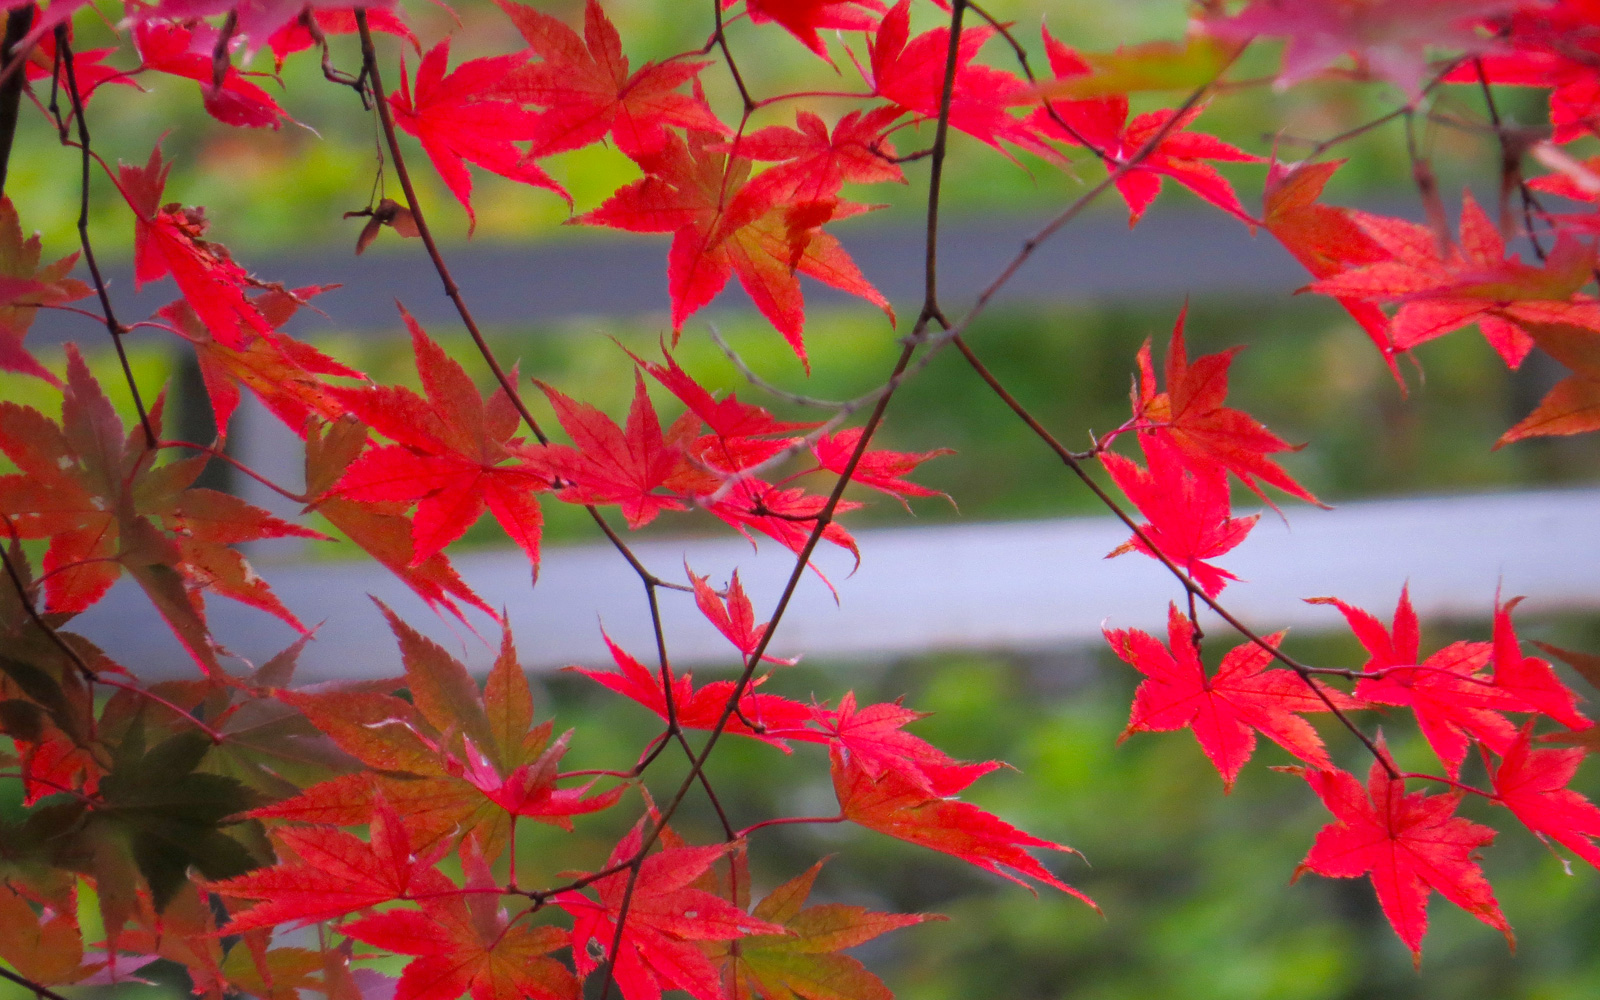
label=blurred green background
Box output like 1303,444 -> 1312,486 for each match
4,1 -> 1600,999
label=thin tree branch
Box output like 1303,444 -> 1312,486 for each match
0,5 -> 35,195
56,27 -> 156,449
711,0 -> 756,113
966,0 -> 1110,162
0,965 -> 78,1000
951,329 -> 1396,777
354,12 -> 691,596
353,13 -> 549,446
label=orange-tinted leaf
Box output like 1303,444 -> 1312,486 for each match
714,859 -> 936,1000
1132,310 -> 1320,505
0,195 -> 87,385
832,746 -> 1093,902
1261,159 -> 1397,378
1307,193 -> 1600,368
556,825 -> 784,1000
212,797 -> 454,933
496,0 -> 724,160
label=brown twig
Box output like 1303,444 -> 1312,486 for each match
0,5 -> 35,195
966,0 -> 1110,163
593,6 -> 975,996
951,327 -> 1396,778
353,12 -> 691,596
711,0 -> 756,113
353,14 -> 549,446
0,966 -> 78,1000
157,440 -> 310,504
56,27 -> 156,450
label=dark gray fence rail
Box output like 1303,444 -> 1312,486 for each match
33,206 -> 1324,346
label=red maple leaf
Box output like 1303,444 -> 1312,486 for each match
495,0 -> 726,161
1307,191 -> 1600,367
265,8 -> 418,71
1262,159 -> 1398,377
26,31 -> 136,106
1458,3 -> 1600,144
302,417 -> 497,626
738,0 -> 885,59
388,39 -> 567,231
568,632 -> 812,750
1132,308 -> 1320,506
1030,28 -> 1262,226
1101,437 -> 1259,597
1294,757 -> 1513,964
555,826 -> 786,1000
706,477 -> 861,569
814,690 -> 1001,795
0,195 -> 88,385
688,566 -> 797,665
118,145 -> 277,350
521,374 -> 696,530
133,1 -> 401,50
342,893 -> 578,1000
736,105 -> 906,206
0,348 -> 320,674
628,345 -> 816,440
1312,589 -> 1524,774
867,0 -> 1033,151
211,795 -> 454,934
451,730 -> 625,828
832,745 -> 1094,902
156,286 -> 358,436
133,21 -> 290,129
579,129 -> 890,366
330,309 -> 548,571
1492,597 -> 1589,731
811,427 -> 952,510
1105,605 -> 1354,788
1492,725 -> 1600,871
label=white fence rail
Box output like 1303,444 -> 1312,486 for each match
75,486 -> 1600,681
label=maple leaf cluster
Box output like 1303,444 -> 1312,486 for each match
7,0 -> 1600,996
1096,315 -> 1600,961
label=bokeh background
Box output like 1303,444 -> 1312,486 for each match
4,1 -> 1600,997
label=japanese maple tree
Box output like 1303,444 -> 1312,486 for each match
2,0 -> 1600,998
